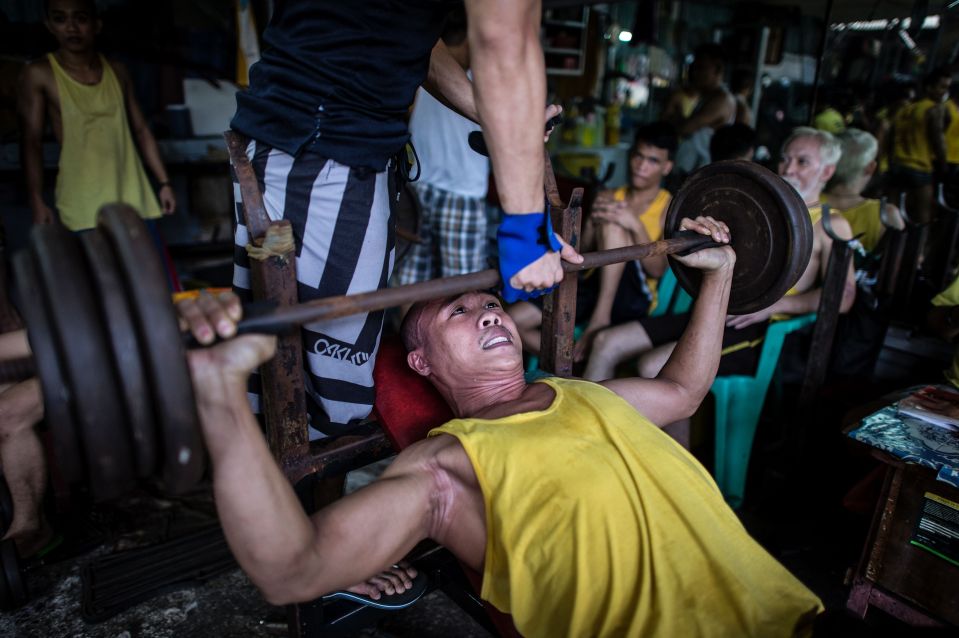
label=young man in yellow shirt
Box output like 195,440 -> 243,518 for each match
18,0 -> 176,230
508,123 -> 676,360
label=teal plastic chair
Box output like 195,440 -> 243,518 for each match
649,268 -> 691,318
524,325 -> 584,378
710,313 -> 816,508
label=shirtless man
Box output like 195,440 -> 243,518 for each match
584,127 -> 856,385
183,216 -> 823,637
18,0 -> 176,230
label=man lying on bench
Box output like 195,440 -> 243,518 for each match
183,215 -> 823,637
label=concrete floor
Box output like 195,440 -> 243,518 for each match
2,460 -> 493,638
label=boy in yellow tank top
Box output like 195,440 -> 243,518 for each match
179,214 -> 824,637
18,0 -> 175,230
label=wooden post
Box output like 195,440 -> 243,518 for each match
224,132 -> 310,479
797,232 -> 853,409
540,187 -> 584,376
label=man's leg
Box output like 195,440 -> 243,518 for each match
506,300 -> 543,356
637,342 -> 677,378
910,182 -> 934,226
232,141 -> 394,434
0,378 -> 49,557
584,321 -> 654,381
573,221 -> 632,361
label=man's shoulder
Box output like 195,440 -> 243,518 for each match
21,56 -> 53,83
103,57 -> 129,81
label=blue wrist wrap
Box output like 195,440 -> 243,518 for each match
496,209 -> 564,303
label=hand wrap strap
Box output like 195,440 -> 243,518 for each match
496,209 -> 564,303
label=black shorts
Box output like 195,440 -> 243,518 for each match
638,312 -> 770,376
530,261 -> 652,325
886,165 -> 933,190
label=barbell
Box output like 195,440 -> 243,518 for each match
4,160 -> 811,502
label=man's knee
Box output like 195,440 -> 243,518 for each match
590,326 -> 617,359
599,221 -> 630,249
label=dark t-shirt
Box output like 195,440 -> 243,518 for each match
231,0 -> 455,170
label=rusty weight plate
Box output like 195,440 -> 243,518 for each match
31,225 -> 136,500
12,249 -> 84,485
663,160 -> 813,315
97,205 -> 204,494
79,231 -> 158,479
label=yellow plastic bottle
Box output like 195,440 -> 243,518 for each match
606,102 -> 621,146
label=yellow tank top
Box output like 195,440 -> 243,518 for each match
823,197 -> 883,253
945,99 -> 959,165
429,378 -> 822,637
932,276 -> 959,387
891,98 -> 937,173
49,53 -> 161,231
612,185 -> 670,241
679,92 -> 699,119
613,187 -> 671,308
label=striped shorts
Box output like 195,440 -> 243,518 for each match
232,140 -> 394,435
392,181 -> 487,285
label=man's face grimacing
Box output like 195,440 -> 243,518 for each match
408,292 -> 524,382
629,142 -> 672,190
778,136 -> 835,205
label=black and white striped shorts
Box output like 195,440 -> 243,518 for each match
232,140 -> 394,436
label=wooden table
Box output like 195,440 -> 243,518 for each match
845,397 -> 959,627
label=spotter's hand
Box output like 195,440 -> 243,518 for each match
509,234 -> 583,294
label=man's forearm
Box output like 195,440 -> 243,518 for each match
135,129 -> 170,185
659,267 -> 733,401
467,0 -> 544,214
197,390 -> 324,603
424,40 -> 478,122
22,137 -> 46,211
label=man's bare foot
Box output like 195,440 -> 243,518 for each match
344,562 -> 418,600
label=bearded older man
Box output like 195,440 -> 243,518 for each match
182,215 -> 823,638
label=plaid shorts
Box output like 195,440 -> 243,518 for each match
392,182 -> 488,285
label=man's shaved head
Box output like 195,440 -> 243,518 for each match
400,290 -> 508,352
401,295 -> 458,352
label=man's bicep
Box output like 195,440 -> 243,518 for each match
601,377 -> 695,426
